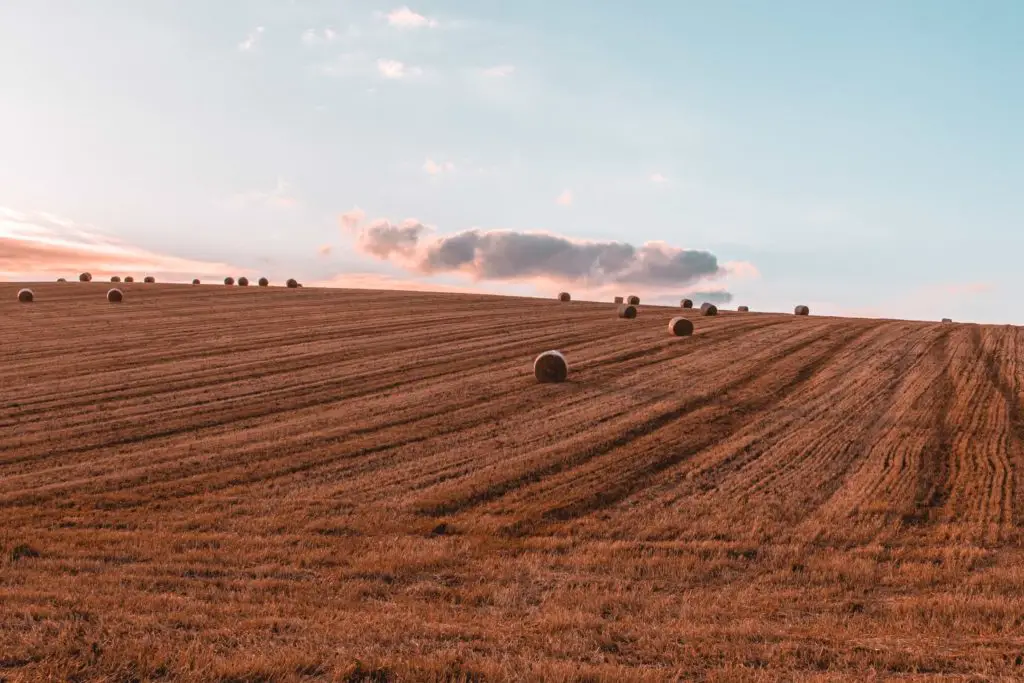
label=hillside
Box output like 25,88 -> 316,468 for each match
2,282 -> 1023,681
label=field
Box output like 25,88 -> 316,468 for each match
3,282 -> 1024,682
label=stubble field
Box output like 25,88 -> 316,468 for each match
2,282 -> 1024,682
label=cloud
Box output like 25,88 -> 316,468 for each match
377,58 -> 422,79
722,260 -> 760,279
942,282 -> 993,295
357,219 -> 429,259
423,159 -> 455,175
339,208 -> 366,233
238,26 -> 264,51
352,219 -> 728,291
650,173 -> 668,184
386,6 -> 438,29
318,244 -> 333,256
556,189 -> 573,206
684,290 -> 734,304
224,177 -> 297,209
301,27 -> 337,45
481,65 -> 515,78
0,207 -> 237,281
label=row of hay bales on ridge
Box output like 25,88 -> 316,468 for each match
17,274 -> 304,304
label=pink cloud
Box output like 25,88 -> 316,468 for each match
0,207 -> 239,282
339,208 -> 366,233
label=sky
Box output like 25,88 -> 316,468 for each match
1,0 -> 1022,322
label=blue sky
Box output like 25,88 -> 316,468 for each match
1,0 -> 1022,322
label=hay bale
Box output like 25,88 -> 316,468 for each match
700,302 -> 718,316
794,305 -> 810,316
737,305 -> 749,312
110,275 -> 121,283
224,277 -> 235,286
614,296 -> 624,304
57,278 -> 66,283
668,317 -> 694,336
533,350 -> 568,383
143,276 -> 155,283
627,295 -> 640,306
124,276 -> 134,283
17,288 -> 34,303
558,292 -> 571,302
106,288 -> 123,303
238,276 -> 250,287
680,298 -> 693,309
617,304 -> 637,319
258,277 -> 269,287
79,272 -> 92,282
941,317 -> 953,323
286,278 -> 299,289
192,279 -> 201,285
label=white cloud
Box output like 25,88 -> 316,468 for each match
301,28 -> 338,45
556,189 -> 573,206
481,65 -> 515,78
224,177 -> 297,209
650,172 -> 668,184
423,159 -> 455,175
386,6 -> 438,29
377,58 -> 422,79
238,26 -> 264,51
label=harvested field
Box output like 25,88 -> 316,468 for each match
2,282 -> 1024,681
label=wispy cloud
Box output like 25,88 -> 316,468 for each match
556,189 -> 573,206
318,244 -> 333,256
0,207 -> 237,281
481,65 -> 515,78
722,260 -> 760,279
650,172 -> 668,184
223,177 -> 297,209
377,58 -> 422,79
301,27 -> 337,45
385,6 -> 438,29
423,159 -> 455,175
238,26 -> 264,52
339,208 -> 366,232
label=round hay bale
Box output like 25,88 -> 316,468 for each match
700,302 -> 718,316
668,316 -> 694,336
143,276 -> 155,283
17,288 -> 34,303
224,277 -> 235,286
533,350 -> 568,383
617,304 -> 638,319
558,292 -> 571,302
286,278 -> 299,289
57,278 -> 66,283
614,296 -> 624,304
192,279 -> 200,285
794,305 -> 810,316
124,276 -> 134,283
106,288 -> 123,303
110,275 -> 121,283
680,298 -> 693,309
627,295 -> 640,306
737,305 -> 749,312
79,272 -> 92,282
238,276 -> 250,287
258,277 -> 269,287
